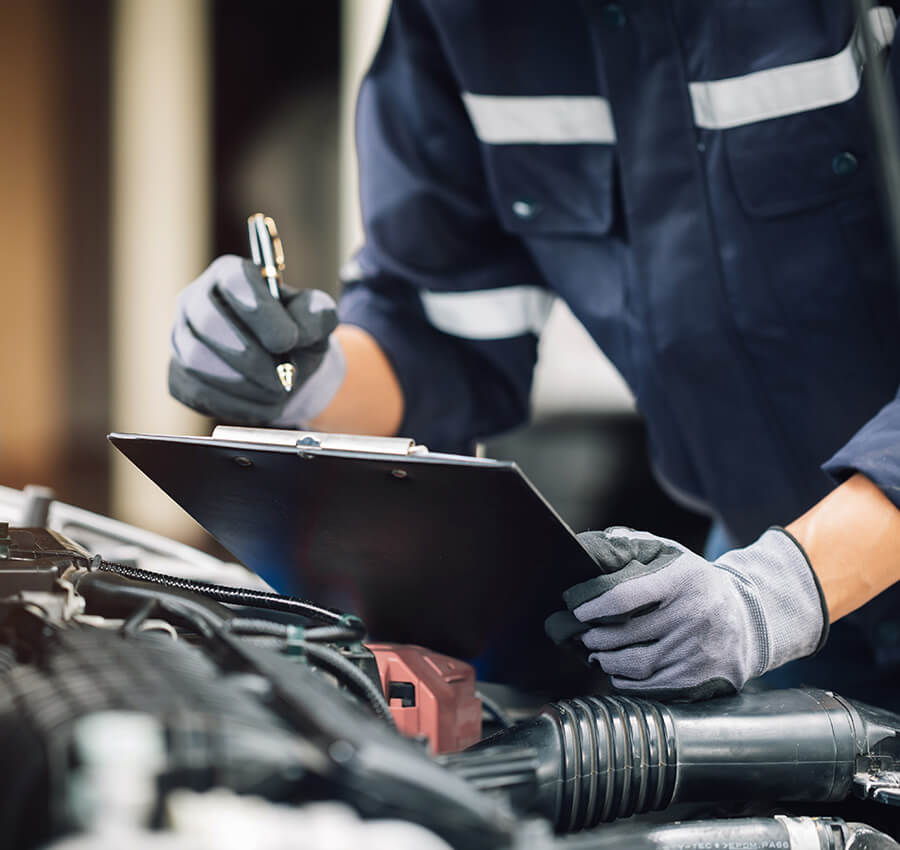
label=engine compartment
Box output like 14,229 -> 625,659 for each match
0,489 -> 897,850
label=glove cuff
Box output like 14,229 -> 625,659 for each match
736,527 -> 829,673
768,526 -> 831,656
270,335 -> 347,428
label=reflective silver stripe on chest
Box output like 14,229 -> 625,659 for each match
689,5 -> 896,129
461,6 -> 896,143
461,94 -> 617,144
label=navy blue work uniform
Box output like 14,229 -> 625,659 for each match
338,1 -> 900,703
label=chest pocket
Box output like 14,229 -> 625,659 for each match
724,99 -> 875,219
479,143 -> 617,236
721,96 -> 898,355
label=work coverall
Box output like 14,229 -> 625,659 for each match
338,1 -> 900,702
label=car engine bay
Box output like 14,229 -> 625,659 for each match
0,484 -> 898,850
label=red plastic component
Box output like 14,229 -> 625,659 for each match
365,643 -> 482,754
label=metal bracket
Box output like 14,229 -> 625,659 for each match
853,770 -> 900,806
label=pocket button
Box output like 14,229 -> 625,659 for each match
512,199 -> 543,220
602,4 -> 626,29
832,151 -> 859,177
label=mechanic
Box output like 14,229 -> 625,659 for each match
169,2 -> 900,707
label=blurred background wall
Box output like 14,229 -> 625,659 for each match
0,0 -> 707,552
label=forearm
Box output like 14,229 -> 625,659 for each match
307,324 -> 404,436
786,472 -> 900,621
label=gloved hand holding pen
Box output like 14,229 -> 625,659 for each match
168,253 -> 345,427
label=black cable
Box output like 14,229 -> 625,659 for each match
76,571 -> 230,633
226,619 -> 362,644
299,626 -> 364,644
227,619 -> 290,637
153,596 -> 217,639
120,598 -> 157,637
234,635 -> 286,648
476,690 -> 513,730
73,558 -> 389,724
297,641 -> 395,729
81,554 -> 366,635
220,619 -> 391,725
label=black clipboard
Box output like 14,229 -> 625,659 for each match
109,427 -> 598,661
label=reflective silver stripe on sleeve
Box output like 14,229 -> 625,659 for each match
689,6 -> 896,129
420,286 -> 555,339
461,93 -> 616,144
339,257 -> 365,284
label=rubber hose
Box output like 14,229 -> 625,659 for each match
88,557 -> 363,632
552,816 -> 896,850
450,688 -> 900,832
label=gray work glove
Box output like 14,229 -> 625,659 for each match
169,255 -> 345,426
545,526 -> 829,701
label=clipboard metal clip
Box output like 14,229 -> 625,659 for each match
212,426 -> 429,456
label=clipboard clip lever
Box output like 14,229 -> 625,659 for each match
295,433 -> 428,456
211,426 -> 429,457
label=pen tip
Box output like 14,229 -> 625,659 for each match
277,362 -> 296,392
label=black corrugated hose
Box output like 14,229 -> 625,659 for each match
79,554 -> 366,636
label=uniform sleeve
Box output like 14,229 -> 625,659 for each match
821,32 -> 900,507
337,0 -> 552,453
822,392 -> 900,509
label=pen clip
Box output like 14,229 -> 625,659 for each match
247,212 -> 285,298
264,216 -> 285,271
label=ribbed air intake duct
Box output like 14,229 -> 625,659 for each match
444,687 -> 900,833
542,696 -> 677,829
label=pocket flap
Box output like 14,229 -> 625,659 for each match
481,144 -> 616,235
725,107 -> 873,218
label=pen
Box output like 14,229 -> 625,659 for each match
247,213 -> 296,392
